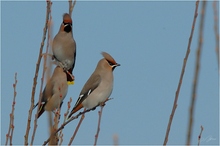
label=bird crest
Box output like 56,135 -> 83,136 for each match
101,52 -> 117,65
63,13 -> 72,24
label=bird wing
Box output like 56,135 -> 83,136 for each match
73,74 -> 101,108
36,80 -> 53,118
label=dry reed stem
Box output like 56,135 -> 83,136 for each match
24,1 -> 52,145
186,1 -> 207,145
5,73 -> 17,145
163,1 -> 200,145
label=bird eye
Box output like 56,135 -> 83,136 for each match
63,22 -> 72,27
107,60 -> 114,66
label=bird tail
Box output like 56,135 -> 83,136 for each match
37,104 -> 45,118
66,68 -> 75,85
68,103 -> 83,119
32,102 -> 46,118
33,103 -> 38,110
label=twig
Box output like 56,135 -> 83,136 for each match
43,108 -> 91,145
46,7 -> 53,82
52,104 -> 61,145
94,105 -> 104,146
24,1 -> 52,145
68,0 -> 76,16
198,125 -> 204,146
68,108 -> 86,145
48,111 -> 57,145
49,85 -> 67,145
5,73 -> 17,145
58,97 -> 72,145
213,1 -> 219,64
163,1 -> 200,145
187,1 -> 207,145
30,1 -> 53,145
113,134 -> 119,146
43,98 -> 113,145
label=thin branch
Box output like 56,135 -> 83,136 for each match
43,98 -> 113,145
68,0 -> 76,16
49,84 -> 67,145
30,1 -> 52,145
68,108 -> 86,145
213,1 -> 219,64
43,108 -> 90,145
48,111 -> 57,145
187,1 -> 207,145
113,134 -> 119,146
58,97 -> 72,145
50,109 -> 61,145
94,104 -> 104,146
9,73 -> 17,145
5,73 -> 17,145
198,125 -> 204,146
163,1 -> 200,145
24,1 -> 52,145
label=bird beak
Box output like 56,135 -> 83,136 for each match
112,63 -> 120,70
116,63 -> 120,66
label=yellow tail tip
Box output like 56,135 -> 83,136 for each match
68,81 -> 74,85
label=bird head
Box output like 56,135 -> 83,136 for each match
101,52 -> 120,70
62,13 -> 72,33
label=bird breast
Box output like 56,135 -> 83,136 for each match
82,80 -> 113,109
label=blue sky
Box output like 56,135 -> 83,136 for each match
1,1 -> 219,145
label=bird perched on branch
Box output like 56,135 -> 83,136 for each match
68,52 -> 120,118
34,66 -> 68,118
52,13 -> 76,85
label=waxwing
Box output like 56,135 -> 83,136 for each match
34,66 -> 68,118
52,13 -> 76,84
68,52 -> 120,118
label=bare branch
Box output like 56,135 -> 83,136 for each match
113,134 -> 119,146
68,108 -> 86,145
24,1 -> 52,145
5,73 -> 17,145
43,98 -> 113,145
49,85 -> 66,145
163,1 -> 200,145
198,125 -> 204,146
30,1 -> 53,145
58,97 -> 72,145
68,0 -> 76,16
213,1 -> 219,64
48,111 -> 58,145
187,1 -> 207,145
94,104 -> 104,146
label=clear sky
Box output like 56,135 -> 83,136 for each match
1,1 -> 219,145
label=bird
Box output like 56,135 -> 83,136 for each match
52,13 -> 76,84
34,66 -> 68,118
68,52 -> 120,118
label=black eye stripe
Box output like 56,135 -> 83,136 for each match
107,60 -> 114,66
63,22 -> 72,27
